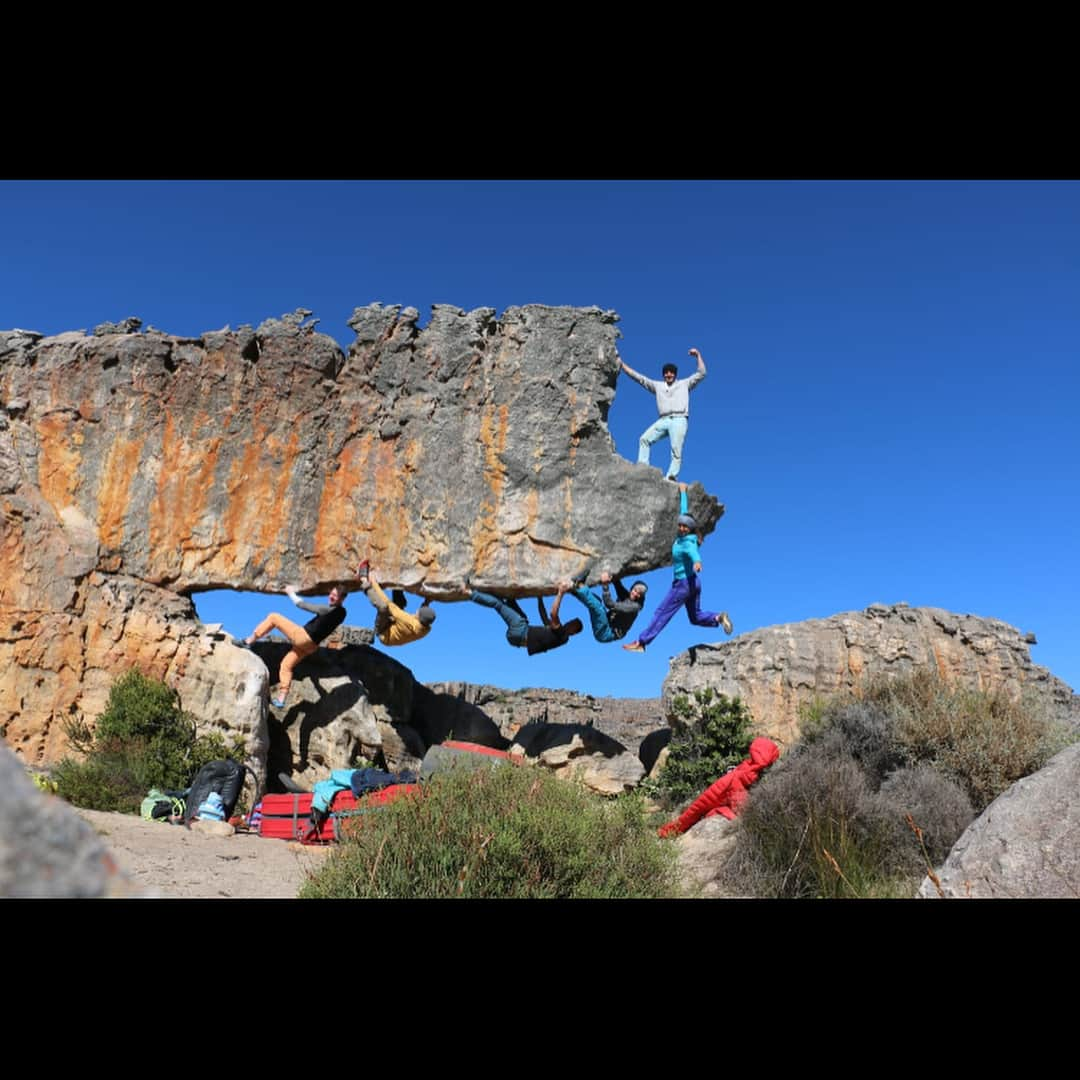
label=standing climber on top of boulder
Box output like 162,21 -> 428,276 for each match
619,347 -> 707,481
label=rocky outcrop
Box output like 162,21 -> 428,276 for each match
0,570 -> 270,778
919,741 -> 1080,899
0,741 -> 140,897
2,306 -> 721,764
670,815 -> 741,898
413,682 -> 665,796
259,652 -> 653,797
418,682 -> 664,754
508,720 -> 646,795
255,640 -> 442,789
663,603 -> 1080,749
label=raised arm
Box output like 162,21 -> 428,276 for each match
600,571 -> 629,609
548,583 -> 568,629
619,359 -> 655,392
687,347 -> 706,388
678,484 -> 703,573
286,585 -> 329,615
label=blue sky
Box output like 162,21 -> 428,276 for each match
3,180 -> 1077,701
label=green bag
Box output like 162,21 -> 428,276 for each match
140,788 -> 185,822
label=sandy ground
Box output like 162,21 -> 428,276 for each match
75,808 -> 335,898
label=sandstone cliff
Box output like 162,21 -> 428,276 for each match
662,602 -> 1080,748
1,306 -> 721,764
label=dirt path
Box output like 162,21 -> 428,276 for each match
75,808 -> 334,898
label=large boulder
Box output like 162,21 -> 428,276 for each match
662,602 -> 1080,748
670,815 -> 741,898
419,681 -> 664,753
1,307 -> 723,765
254,640 -> 427,787
509,720 -> 646,795
919,740 -> 1080,899
0,740 -> 139,897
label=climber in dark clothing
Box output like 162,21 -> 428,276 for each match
236,584 -> 348,708
565,568 -> 648,643
463,579 -> 583,655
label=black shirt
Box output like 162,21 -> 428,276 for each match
300,603 -> 347,644
525,623 -> 571,655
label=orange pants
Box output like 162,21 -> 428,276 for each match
252,613 -> 317,695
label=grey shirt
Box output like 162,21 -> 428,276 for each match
601,579 -> 643,639
623,365 -> 706,417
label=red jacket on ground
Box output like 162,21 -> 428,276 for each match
658,737 -> 780,837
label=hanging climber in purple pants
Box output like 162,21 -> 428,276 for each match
623,482 -> 732,652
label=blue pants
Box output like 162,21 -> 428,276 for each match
470,590 -> 528,647
570,587 -> 619,643
638,575 -> 719,646
638,415 -> 688,479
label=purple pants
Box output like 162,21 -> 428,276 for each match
638,575 -> 719,646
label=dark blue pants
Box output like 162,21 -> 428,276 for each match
470,590 -> 528,647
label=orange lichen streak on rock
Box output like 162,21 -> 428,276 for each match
35,411 -> 83,516
313,425 -> 373,570
97,433 -> 146,552
471,403 -> 509,577
312,424 -> 424,581
147,411 -> 224,583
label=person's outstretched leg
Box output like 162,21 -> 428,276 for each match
359,574 -> 394,637
682,576 -> 732,634
246,613 -> 316,705
277,639 -> 317,701
469,589 -> 529,647
249,612 -> 307,646
625,579 -> 690,650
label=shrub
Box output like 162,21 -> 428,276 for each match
875,765 -> 973,867
722,671 -> 1067,897
300,764 -> 682,899
644,688 -> 755,808
801,700 -> 904,780
723,744 -> 908,898
861,670 -> 1068,810
53,670 -> 245,814
52,747 -> 148,813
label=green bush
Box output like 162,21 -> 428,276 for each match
643,688 -> 754,808
300,764 -> 682,899
53,670 -> 245,814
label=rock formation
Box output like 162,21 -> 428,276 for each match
669,815 -> 741,898
1,306 -> 721,765
662,602 -> 1080,748
919,741 -> 1080,899
419,681 -> 663,753
0,740 -> 140,897
252,645 -> 656,798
